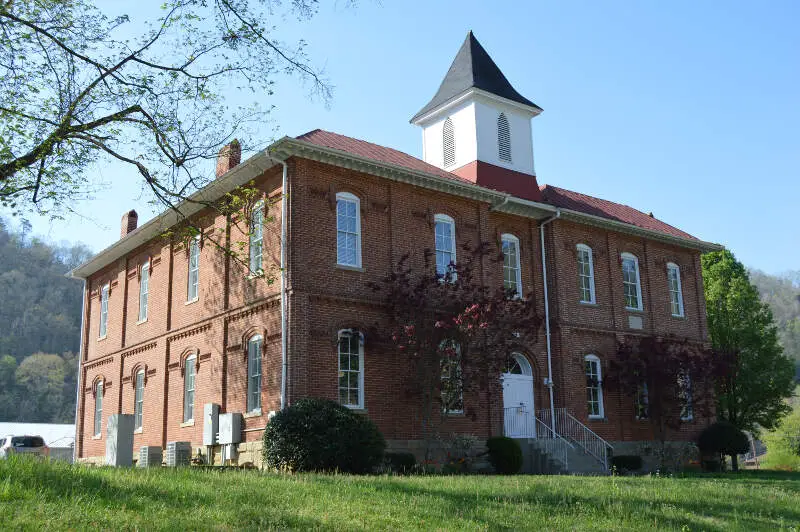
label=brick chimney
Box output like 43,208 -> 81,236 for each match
216,139 -> 241,178
121,210 -> 138,239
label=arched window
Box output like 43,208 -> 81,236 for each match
504,353 -> 533,376
247,335 -> 262,413
501,234 -> 522,298
434,214 -> 456,277
338,329 -> 364,409
576,244 -> 596,304
249,201 -> 264,274
134,369 -> 145,430
497,113 -> 511,162
439,340 -> 463,414
336,192 -> 361,268
584,355 -> 604,419
93,380 -> 103,437
666,262 -> 684,317
621,252 -> 643,311
138,262 -> 149,323
442,117 -> 456,167
183,354 -> 196,423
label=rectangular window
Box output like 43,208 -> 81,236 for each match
679,373 -> 693,421
621,254 -> 643,310
187,236 -> 200,302
440,341 -> 463,414
434,215 -> 456,277
336,194 -> 361,267
94,382 -> 103,436
577,245 -> 596,304
585,356 -> 604,418
338,331 -> 363,408
183,356 -> 196,423
247,336 -> 262,413
134,371 -> 144,430
138,263 -> 149,322
99,284 -> 109,338
249,203 -> 264,274
502,235 -> 522,297
635,383 -> 649,420
667,264 -> 684,317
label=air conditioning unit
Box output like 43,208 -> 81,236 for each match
138,446 -> 162,468
165,441 -> 191,467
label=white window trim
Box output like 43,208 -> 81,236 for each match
246,335 -> 263,414
93,381 -> 103,437
183,354 -> 196,423
621,252 -> 643,311
434,213 -> 456,278
576,244 -> 596,304
249,201 -> 264,274
134,369 -> 145,430
667,262 -> 685,317
501,233 -> 523,298
335,192 -> 362,268
138,262 -> 149,323
98,284 -> 109,339
187,235 -> 200,303
338,329 -> 365,410
585,354 -> 604,419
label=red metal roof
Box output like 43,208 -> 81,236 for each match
540,185 -> 697,240
296,129 -> 698,241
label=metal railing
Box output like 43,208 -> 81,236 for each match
503,405 -> 536,439
531,414 -> 572,469
538,408 -> 613,470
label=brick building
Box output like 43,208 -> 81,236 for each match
70,33 -> 721,470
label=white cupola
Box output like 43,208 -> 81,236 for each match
411,32 -> 543,201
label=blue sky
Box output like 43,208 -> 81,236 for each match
13,1 -> 800,274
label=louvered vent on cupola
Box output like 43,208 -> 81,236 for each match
442,117 -> 456,167
497,112 -> 511,162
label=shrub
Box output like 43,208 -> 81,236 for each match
698,421 -> 749,470
384,452 -> 416,474
486,436 -> 523,474
762,407 -> 800,471
611,455 -> 643,473
262,398 -> 386,473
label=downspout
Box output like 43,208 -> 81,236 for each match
73,280 -> 87,463
278,159 -> 289,410
539,210 -> 561,435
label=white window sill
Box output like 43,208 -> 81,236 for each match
344,405 -> 367,413
136,318 -> 148,325
336,264 -> 364,272
246,272 -> 265,280
92,434 -> 102,440
671,314 -> 686,319
97,335 -> 107,342
244,409 -> 262,419
444,411 -> 465,417
681,417 -> 694,423
625,307 -> 644,313
180,420 -> 194,427
579,301 -> 599,307
134,428 -> 143,434
588,415 -> 606,421
185,297 -> 199,306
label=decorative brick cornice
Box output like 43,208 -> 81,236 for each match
121,342 -> 157,359
167,323 -> 212,343
84,356 -> 115,371
225,297 -> 280,324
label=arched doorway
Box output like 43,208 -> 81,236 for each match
501,353 -> 535,438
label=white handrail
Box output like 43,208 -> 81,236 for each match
532,414 -> 572,470
538,408 -> 613,470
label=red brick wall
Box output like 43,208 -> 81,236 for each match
76,156 -> 712,459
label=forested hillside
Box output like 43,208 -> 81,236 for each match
0,219 -> 91,422
750,270 -> 800,379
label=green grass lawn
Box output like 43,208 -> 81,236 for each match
1,457 -> 798,531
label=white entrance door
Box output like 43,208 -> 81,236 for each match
502,354 -> 535,438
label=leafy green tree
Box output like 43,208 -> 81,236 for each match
15,353 -> 66,423
703,250 -> 795,433
762,401 -> 800,471
0,0 -> 332,216
0,354 -> 17,420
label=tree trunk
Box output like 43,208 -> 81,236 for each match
731,453 -> 739,472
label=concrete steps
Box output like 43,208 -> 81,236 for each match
516,438 -> 609,475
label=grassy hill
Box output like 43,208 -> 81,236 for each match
1,457 -> 798,530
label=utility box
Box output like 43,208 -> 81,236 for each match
203,403 -> 220,446
138,446 -> 163,468
218,413 -> 243,444
165,442 -> 192,467
105,414 -> 135,467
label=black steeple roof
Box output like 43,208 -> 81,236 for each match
411,31 -> 541,123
